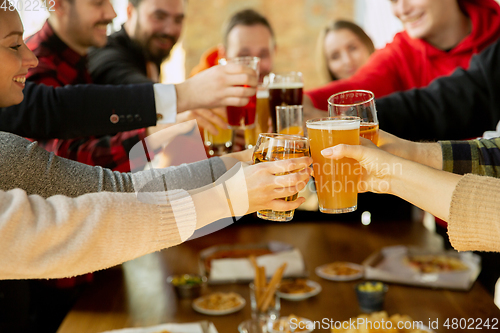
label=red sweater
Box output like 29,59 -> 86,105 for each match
307,0 -> 500,110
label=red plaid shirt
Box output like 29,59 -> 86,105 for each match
26,21 -> 152,172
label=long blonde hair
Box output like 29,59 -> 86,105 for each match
316,20 -> 375,83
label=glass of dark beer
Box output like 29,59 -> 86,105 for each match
219,57 -> 260,129
268,72 -> 303,132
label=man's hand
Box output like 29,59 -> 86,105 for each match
177,108 -> 228,136
175,64 -> 258,112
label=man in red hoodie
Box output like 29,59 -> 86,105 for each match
305,0 -> 500,112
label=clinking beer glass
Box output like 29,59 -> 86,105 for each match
252,133 -> 310,222
219,56 -> 260,129
268,72 -> 303,132
328,90 -> 379,145
306,116 -> 361,214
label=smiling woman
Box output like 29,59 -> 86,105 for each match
316,20 -> 374,82
305,0 -> 500,111
389,0 -> 471,50
0,9 -> 38,106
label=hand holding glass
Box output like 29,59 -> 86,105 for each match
219,57 -> 260,129
252,133 -> 310,222
307,117 -> 360,214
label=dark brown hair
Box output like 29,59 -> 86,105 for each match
222,9 -> 275,47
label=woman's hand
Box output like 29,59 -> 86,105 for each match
241,157 -> 313,214
321,138 -> 402,195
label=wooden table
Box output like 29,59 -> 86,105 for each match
57,219 -> 500,333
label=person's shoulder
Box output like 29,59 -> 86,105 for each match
89,30 -> 134,63
383,31 -> 414,49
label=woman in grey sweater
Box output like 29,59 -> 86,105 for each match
0,9 -> 312,279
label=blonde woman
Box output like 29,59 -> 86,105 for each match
316,20 -> 374,83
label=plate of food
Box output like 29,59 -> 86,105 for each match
315,262 -> 363,281
404,254 -> 469,274
270,315 -> 314,333
198,242 -> 307,284
276,279 -> 322,301
192,292 -> 245,316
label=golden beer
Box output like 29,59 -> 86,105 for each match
307,117 -> 360,213
256,88 -> 271,134
360,123 -> 379,145
204,113 -> 233,156
244,127 -> 258,149
278,126 -> 304,136
252,134 -> 310,222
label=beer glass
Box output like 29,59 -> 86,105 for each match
306,117 -> 360,214
276,105 -> 304,136
219,57 -> 260,129
204,113 -> 233,156
253,133 -> 310,222
328,90 -> 379,145
245,127 -> 258,149
268,72 -> 303,132
256,83 -> 271,134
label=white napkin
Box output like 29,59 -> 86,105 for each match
209,248 -> 305,281
101,322 -> 218,333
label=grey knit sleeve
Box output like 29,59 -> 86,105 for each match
0,132 -> 227,198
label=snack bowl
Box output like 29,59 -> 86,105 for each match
355,281 -> 388,313
167,274 -> 207,299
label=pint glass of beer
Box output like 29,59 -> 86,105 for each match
328,90 -> 379,145
253,133 -> 310,222
276,105 -> 304,136
268,72 -> 303,132
204,112 -> 233,156
219,57 -> 260,129
256,83 -> 271,134
306,117 -> 360,214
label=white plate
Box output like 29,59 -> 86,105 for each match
192,293 -> 246,316
270,316 -> 314,333
315,262 -> 364,281
276,280 -> 322,301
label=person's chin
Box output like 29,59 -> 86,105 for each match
406,25 -> 430,40
11,94 -> 24,106
92,36 -> 108,48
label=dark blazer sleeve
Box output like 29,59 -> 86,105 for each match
377,38 -> 500,142
89,47 -> 152,85
0,82 -> 157,139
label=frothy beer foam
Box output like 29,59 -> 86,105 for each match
268,82 -> 304,89
257,89 -> 269,99
307,119 -> 359,131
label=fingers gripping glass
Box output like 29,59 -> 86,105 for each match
252,133 -> 310,222
219,56 -> 260,129
306,117 -> 360,214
